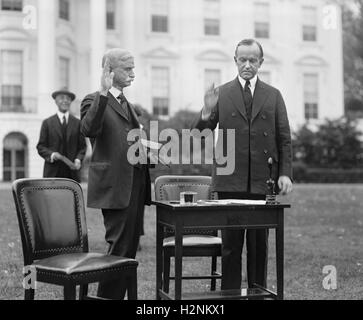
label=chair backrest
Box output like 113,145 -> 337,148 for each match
12,178 -> 88,265
154,175 -> 217,237
154,175 -> 215,202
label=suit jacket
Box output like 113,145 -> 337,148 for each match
80,91 -> 151,209
193,77 -> 292,194
37,114 -> 87,182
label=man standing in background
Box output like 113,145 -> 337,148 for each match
37,88 -> 87,183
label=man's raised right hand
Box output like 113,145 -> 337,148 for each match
100,59 -> 115,96
202,83 -> 219,120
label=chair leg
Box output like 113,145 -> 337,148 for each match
163,252 -> 171,293
127,269 -> 138,300
211,255 -> 217,291
24,289 -> 35,300
64,284 -> 77,300
79,284 -> 88,300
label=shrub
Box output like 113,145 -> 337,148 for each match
293,117 -> 363,169
292,167 -> 363,183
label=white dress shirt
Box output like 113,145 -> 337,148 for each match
57,111 -> 69,124
109,86 -> 122,102
238,74 -> 258,96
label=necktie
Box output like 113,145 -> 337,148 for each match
62,115 -> 67,128
117,93 -> 129,120
61,115 -> 68,156
244,80 -> 253,120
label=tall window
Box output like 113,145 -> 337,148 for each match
152,67 -> 169,117
1,50 -> 23,113
151,0 -> 169,33
204,0 -> 220,36
259,71 -> 271,84
3,132 -> 28,181
1,0 -> 22,11
302,6 -> 317,42
254,2 -> 270,39
304,73 -> 319,120
59,0 -> 70,21
106,0 -> 116,30
204,69 -> 221,91
59,57 -> 70,89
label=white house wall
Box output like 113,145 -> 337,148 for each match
0,0 -> 345,180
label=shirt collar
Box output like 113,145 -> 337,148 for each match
238,74 -> 258,92
57,111 -> 69,123
109,86 -> 122,100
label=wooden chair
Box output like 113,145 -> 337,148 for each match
12,178 -> 138,300
154,175 -> 222,293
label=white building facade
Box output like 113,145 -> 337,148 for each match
0,0 -> 344,181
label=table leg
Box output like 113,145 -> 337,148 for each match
156,212 -> 163,300
276,210 -> 284,300
174,218 -> 183,300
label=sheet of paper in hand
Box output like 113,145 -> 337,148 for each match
59,155 -> 77,170
140,139 -> 162,150
140,139 -> 170,167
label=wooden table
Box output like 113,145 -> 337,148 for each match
152,200 -> 290,300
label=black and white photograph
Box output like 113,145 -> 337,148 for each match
0,0 -> 362,307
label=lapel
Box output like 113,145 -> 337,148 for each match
51,115 -> 63,140
251,78 -> 269,122
128,103 -> 141,128
107,91 -> 129,122
228,77 -> 248,121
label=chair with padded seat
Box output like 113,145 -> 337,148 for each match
12,178 -> 138,300
154,175 -> 222,293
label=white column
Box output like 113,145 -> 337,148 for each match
122,0 -> 135,52
121,0 -> 136,98
37,0 -> 56,118
90,0 -> 106,91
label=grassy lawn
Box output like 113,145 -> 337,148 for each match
0,183 -> 362,300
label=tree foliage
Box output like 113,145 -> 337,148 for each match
342,0 -> 363,111
293,118 -> 363,169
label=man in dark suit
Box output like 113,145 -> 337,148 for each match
193,39 -> 293,290
37,88 -> 87,183
80,48 -> 151,299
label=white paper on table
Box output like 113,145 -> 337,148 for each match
140,139 -> 162,150
201,199 -> 266,205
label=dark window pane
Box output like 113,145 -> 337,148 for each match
3,171 -> 11,182
106,12 -> 115,29
204,19 -> 220,35
305,103 -> 318,120
16,150 -> 25,167
16,171 -> 25,179
303,26 -> 316,41
4,150 -> 11,167
1,0 -> 22,11
153,97 -> 169,116
59,0 -> 69,21
255,22 -> 269,39
1,85 -> 23,112
152,15 -> 168,32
